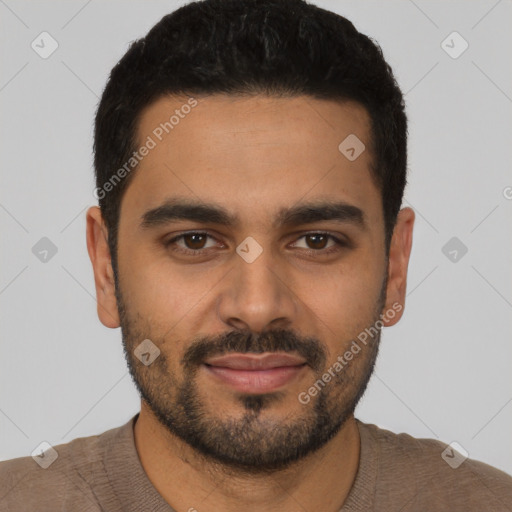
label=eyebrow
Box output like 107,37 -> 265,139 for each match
140,198 -> 367,231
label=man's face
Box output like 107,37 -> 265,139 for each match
94,95 -> 405,471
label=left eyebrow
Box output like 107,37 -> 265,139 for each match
274,201 -> 367,230
140,198 -> 367,231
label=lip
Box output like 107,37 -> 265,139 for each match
205,352 -> 307,370
203,352 -> 308,393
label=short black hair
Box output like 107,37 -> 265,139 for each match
94,0 -> 407,266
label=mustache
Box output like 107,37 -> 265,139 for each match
181,328 -> 326,373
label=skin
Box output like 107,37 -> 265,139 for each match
86,94 -> 414,512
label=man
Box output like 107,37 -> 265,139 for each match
1,0 -> 511,510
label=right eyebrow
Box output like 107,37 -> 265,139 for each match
140,200 -> 237,229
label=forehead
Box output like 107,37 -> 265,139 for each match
120,94 -> 382,232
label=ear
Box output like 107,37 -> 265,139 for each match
86,206 -> 120,328
382,207 -> 415,327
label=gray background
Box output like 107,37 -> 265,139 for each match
1,0 -> 511,475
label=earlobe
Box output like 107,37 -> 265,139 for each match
86,206 -> 121,329
382,207 -> 415,327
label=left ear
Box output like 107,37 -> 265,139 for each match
382,207 -> 415,327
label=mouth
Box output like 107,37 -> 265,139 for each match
203,352 -> 308,394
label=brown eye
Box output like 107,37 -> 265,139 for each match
305,234 -> 329,249
182,233 -> 208,250
291,233 -> 347,254
166,232 -> 218,255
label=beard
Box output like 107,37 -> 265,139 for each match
115,275 -> 386,474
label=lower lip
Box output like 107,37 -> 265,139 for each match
203,364 -> 307,393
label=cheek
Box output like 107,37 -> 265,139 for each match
118,245 -> 220,332
302,258 -> 385,345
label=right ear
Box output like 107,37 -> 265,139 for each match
86,206 -> 120,328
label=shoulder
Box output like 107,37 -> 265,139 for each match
0,422 -> 124,512
358,420 -> 512,510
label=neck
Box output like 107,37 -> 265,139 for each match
133,401 -> 361,512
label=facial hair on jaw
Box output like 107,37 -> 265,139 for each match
115,270 -> 386,473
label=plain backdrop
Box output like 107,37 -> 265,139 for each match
1,0 -> 511,475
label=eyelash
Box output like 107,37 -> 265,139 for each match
164,231 -> 349,257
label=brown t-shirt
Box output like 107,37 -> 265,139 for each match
1,413 -> 511,511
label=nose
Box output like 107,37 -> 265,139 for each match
216,244 -> 298,333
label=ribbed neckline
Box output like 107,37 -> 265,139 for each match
102,414 -> 377,511
339,419 -> 378,511
103,413 -> 176,512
